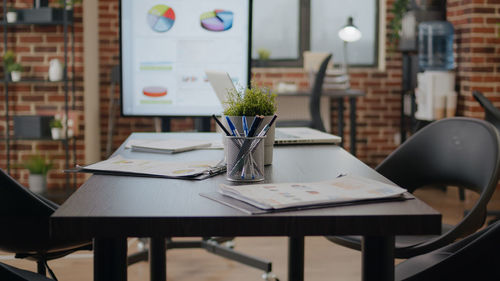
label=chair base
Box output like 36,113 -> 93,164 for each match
128,237 -> 275,277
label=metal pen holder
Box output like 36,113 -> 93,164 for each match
225,136 -> 265,182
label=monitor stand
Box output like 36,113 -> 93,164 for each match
160,117 -> 211,132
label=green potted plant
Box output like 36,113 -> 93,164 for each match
256,48 -> 271,67
3,51 -> 24,82
223,82 -> 277,165
23,154 -> 53,194
58,0 -> 81,10
50,117 -> 64,139
389,0 -> 410,50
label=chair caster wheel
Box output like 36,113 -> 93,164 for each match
223,240 -> 235,249
262,272 -> 279,281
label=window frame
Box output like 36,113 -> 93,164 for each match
251,0 -> 380,68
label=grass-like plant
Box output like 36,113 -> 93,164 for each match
50,118 -> 63,128
223,82 -> 277,116
3,50 -> 23,73
23,155 -> 53,175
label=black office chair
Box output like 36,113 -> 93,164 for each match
0,169 -> 92,280
0,262 -> 54,281
395,220 -> 500,280
472,90 -> 500,222
473,90 -> 500,130
326,117 -> 500,258
276,53 -> 332,132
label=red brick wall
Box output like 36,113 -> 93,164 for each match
0,1 -> 85,190
447,0 -> 500,118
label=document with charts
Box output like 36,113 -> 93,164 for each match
72,155 -> 225,180
217,175 -> 407,210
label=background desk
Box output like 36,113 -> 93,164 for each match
277,89 -> 365,155
51,133 -> 440,281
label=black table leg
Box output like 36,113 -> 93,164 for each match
94,237 -> 127,281
338,98 -> 345,148
150,237 -> 167,281
362,236 -> 394,281
349,97 -> 357,156
288,236 -> 304,281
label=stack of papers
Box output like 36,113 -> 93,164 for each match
70,155 -> 225,180
128,139 -> 213,154
323,69 -> 350,90
203,175 -> 408,214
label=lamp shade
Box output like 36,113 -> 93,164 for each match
338,17 -> 362,42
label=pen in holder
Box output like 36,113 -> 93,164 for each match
225,135 -> 265,182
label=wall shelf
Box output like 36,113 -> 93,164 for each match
2,0 -> 77,191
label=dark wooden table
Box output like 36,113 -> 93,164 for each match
51,132 -> 440,281
278,89 -> 365,155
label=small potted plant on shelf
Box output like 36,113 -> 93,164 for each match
256,48 -> 271,67
223,82 -> 277,165
6,6 -> 18,23
58,0 -> 81,10
2,51 -> 24,82
50,117 -> 64,140
23,154 -> 53,195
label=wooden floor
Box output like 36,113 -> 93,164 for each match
2,186 -> 499,281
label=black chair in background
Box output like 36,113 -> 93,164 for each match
395,220 -> 500,280
0,262 -> 54,281
327,117 -> 500,258
473,90 -> 500,130
276,53 -> 332,132
0,169 -> 92,280
472,90 -> 500,222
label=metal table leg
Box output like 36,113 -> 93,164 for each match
288,236 -> 304,281
362,236 -> 395,281
150,237 -> 167,281
94,237 -> 127,281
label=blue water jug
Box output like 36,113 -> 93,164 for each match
418,21 -> 454,70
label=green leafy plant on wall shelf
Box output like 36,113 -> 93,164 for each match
223,82 -> 277,116
57,0 -> 81,9
23,154 -> 53,175
2,50 -> 23,72
389,0 -> 410,49
50,119 -> 63,129
3,50 -> 24,81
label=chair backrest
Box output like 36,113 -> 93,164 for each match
473,90 -> 500,131
376,117 -> 500,253
0,169 -> 56,216
309,54 -> 332,132
0,169 -> 58,253
396,220 -> 500,281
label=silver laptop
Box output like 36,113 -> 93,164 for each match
274,127 -> 341,145
205,70 -> 238,105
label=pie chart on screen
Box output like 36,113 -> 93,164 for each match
143,86 -> 167,97
147,5 -> 175,33
200,10 -> 233,32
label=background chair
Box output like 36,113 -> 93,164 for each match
472,90 -> 500,222
276,53 -> 332,132
0,169 -> 91,280
395,220 -> 500,280
473,90 -> 500,130
0,262 -> 54,281
326,117 -> 500,258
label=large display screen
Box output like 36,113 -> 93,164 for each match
120,0 -> 251,116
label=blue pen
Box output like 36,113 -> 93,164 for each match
242,116 -> 249,137
225,116 -> 241,137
